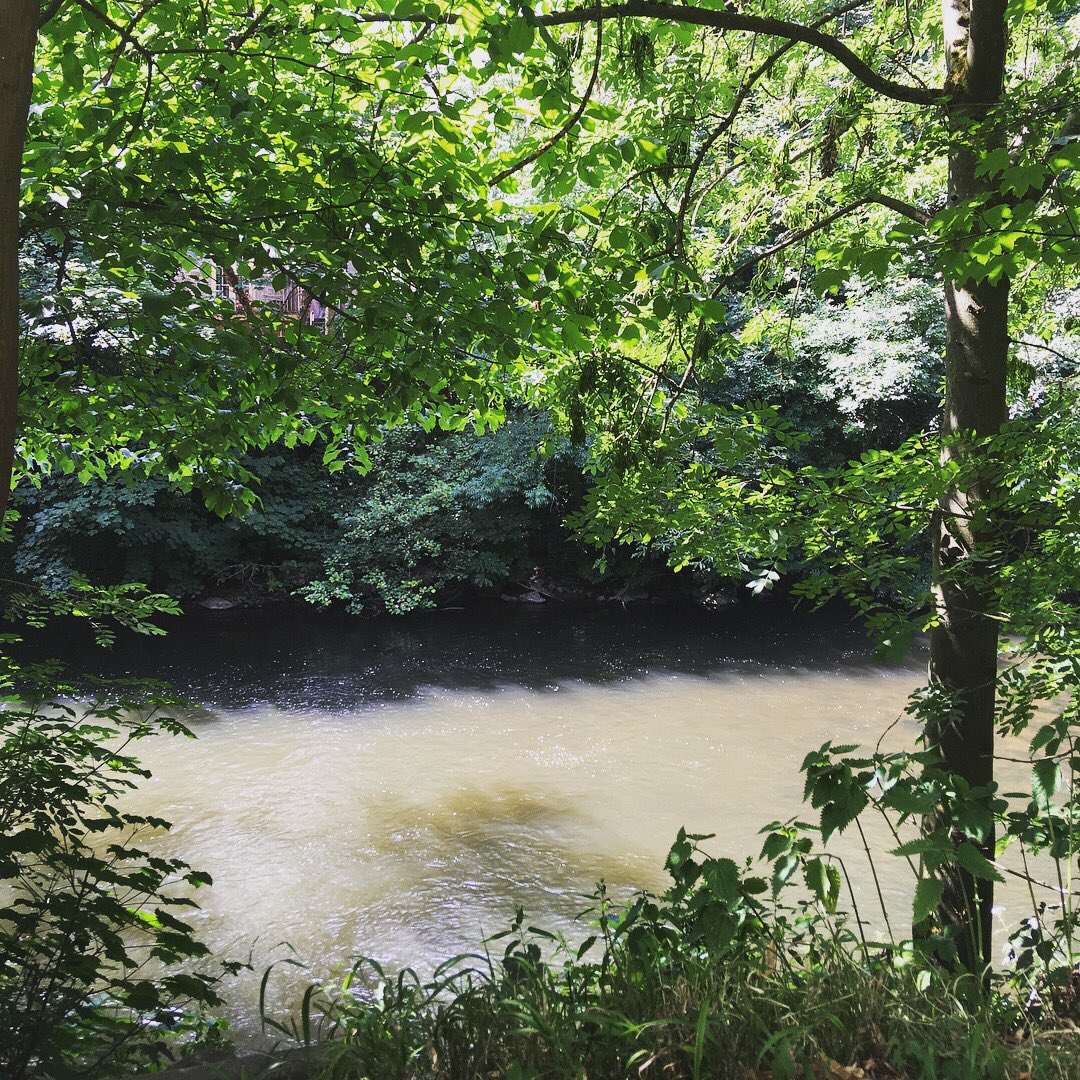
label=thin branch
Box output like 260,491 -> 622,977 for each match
674,38 -> 798,247
1008,337 -> 1076,365
70,0 -> 152,58
492,5 -> 603,185
996,860 -> 1074,897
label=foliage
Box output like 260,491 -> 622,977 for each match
19,0 -> 1079,703
263,832 -> 1080,1079
300,417 -> 561,615
20,0 -> 1072,506
0,653 -> 233,1078
10,260 -> 959,610
20,2 -> 536,511
714,277 -> 944,466
9,413 -> 607,614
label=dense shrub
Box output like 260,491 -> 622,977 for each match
9,411 -> 680,614
10,452 -> 340,599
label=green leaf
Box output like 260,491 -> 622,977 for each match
804,857 -> 841,913
704,857 -> 741,903
955,843 -> 1004,883
912,877 -> 943,925
891,836 -> 946,858
1032,758 -> 1060,810
771,852 -> 799,896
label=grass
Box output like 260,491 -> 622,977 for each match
257,890 -> 1080,1080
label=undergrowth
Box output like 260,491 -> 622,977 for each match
261,835 -> 1080,1080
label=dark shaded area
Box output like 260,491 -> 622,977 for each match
24,601 -> 911,712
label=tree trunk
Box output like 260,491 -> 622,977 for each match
0,1 -> 38,522
925,0 -> 1009,973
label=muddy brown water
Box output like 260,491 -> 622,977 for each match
37,605 -> 1041,1037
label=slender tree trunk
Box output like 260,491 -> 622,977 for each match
925,0 -> 1009,973
0,2 -> 38,522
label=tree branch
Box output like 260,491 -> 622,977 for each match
708,197 -> 870,298
534,3 -> 945,106
867,193 -> 931,225
492,4 -> 603,184
70,0 -> 151,58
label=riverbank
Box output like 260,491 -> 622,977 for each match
185,566 -> 749,617
146,888 -> 1080,1080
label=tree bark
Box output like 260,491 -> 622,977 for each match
0,1 -> 38,522
925,0 -> 1009,973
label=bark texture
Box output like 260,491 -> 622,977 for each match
926,0 -> 1009,972
0,1 -> 38,521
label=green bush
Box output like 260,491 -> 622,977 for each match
10,414 -> 590,614
300,417 -> 563,615
0,653 -> 233,1078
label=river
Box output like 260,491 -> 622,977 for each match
34,603 -> 1032,1037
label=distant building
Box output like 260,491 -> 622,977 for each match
206,264 -> 328,328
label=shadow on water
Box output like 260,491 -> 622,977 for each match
26,600 -> 911,711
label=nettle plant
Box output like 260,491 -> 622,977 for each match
796,677 -> 1078,1011
0,652 -> 235,1079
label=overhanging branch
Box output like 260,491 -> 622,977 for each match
534,2 -> 945,106
708,197 -> 870,298
492,5 -> 603,184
